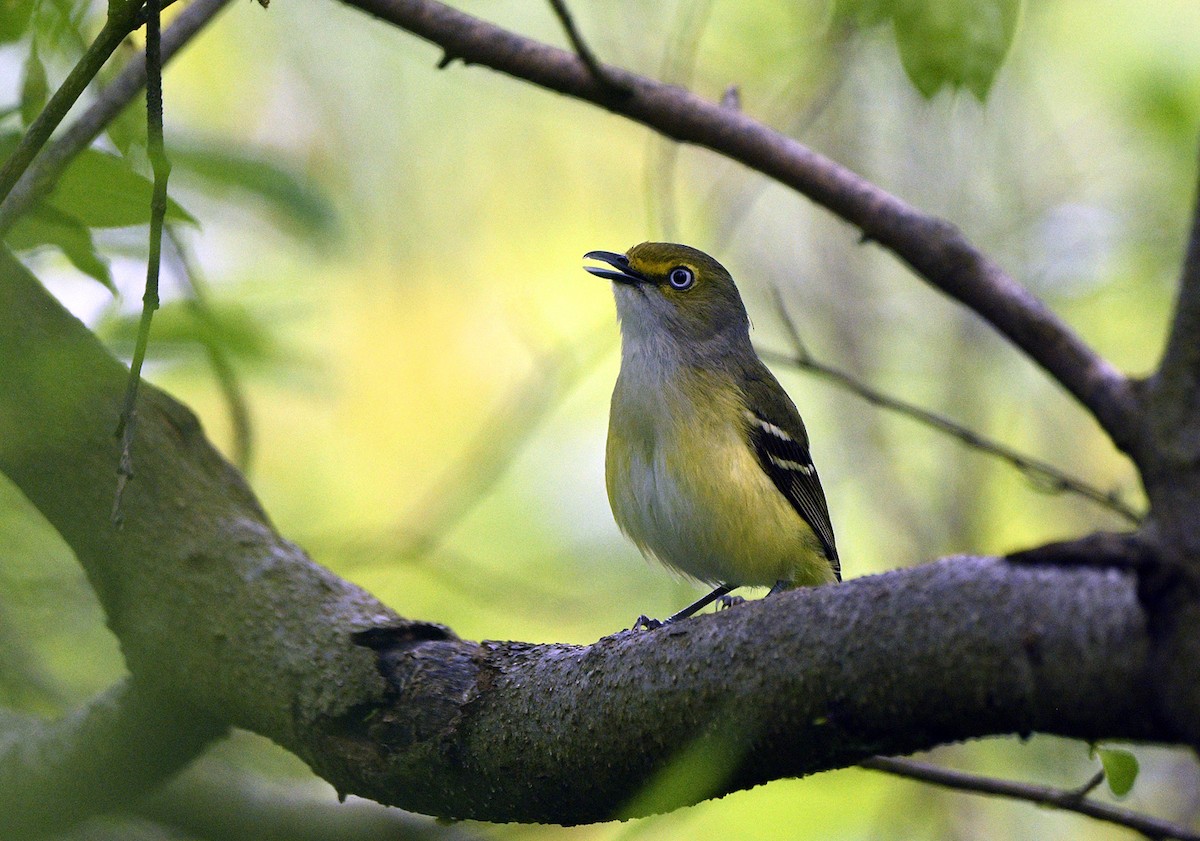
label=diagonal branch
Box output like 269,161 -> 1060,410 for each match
765,290 -> 1142,524
863,756 -> 1200,841
339,0 -> 1139,453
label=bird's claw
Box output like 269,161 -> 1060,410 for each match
631,614 -> 663,631
716,594 -> 745,611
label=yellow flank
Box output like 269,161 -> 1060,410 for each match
606,363 -> 834,589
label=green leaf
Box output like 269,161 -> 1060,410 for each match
6,205 -> 113,290
0,0 -> 35,43
1095,746 -> 1139,797
19,44 -> 48,127
45,148 -> 195,228
100,298 -> 278,365
169,141 -> 337,240
892,0 -> 1021,99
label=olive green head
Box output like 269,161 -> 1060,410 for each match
583,242 -> 751,351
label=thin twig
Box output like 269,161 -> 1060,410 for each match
113,0 -> 171,524
0,0 -> 140,206
546,0 -> 631,96
862,756 -> 1200,841
765,288 -> 1142,524
0,0 -> 235,236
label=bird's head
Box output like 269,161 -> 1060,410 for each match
584,242 -> 750,351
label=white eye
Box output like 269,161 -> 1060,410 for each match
668,266 -> 694,290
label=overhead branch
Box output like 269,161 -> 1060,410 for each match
0,680 -> 225,839
339,0 -> 1139,453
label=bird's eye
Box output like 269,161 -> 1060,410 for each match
668,266 -> 695,290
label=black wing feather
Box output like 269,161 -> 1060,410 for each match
741,362 -> 840,580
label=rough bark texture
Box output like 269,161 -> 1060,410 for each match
0,251 -> 1187,827
2,0 -> 1200,831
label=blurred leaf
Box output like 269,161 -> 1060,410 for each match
892,0 -> 1021,99
6,204 -> 113,290
0,0 -> 35,43
1129,63 -> 1200,150
170,141 -> 338,240
100,298 -> 278,365
0,128 -> 195,227
831,0 -> 894,28
1094,746 -> 1139,797
45,148 -> 195,227
105,99 -> 146,157
19,43 -> 48,126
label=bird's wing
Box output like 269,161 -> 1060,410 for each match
740,361 -> 840,579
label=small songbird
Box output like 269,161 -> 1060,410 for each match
584,243 -> 840,628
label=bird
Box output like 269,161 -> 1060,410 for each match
584,242 -> 840,628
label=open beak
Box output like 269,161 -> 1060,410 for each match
583,250 -> 646,285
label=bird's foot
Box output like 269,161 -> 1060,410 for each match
716,594 -> 745,611
631,614 -> 663,631
767,579 -> 792,596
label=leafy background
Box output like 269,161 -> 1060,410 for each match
2,0 -> 1199,837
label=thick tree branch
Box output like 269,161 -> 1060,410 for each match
0,255 -> 1187,824
338,0 -> 1139,453
0,680 -> 225,839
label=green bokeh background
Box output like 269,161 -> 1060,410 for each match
3,0 -> 1200,837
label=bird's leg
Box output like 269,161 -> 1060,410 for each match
663,584 -> 735,624
766,579 -> 792,596
630,585 -> 739,630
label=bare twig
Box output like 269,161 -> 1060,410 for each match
338,0 -> 1139,454
862,756 -> 1200,841
546,0 -> 630,97
113,0 -> 172,524
0,0 -> 235,236
762,290 -> 1141,524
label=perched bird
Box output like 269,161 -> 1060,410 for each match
584,243 -> 840,628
